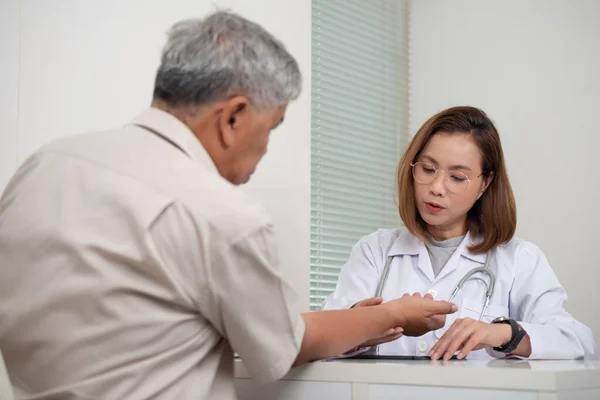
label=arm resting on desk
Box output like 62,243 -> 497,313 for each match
294,297 -> 458,365
492,243 -> 597,360
294,306 -> 396,365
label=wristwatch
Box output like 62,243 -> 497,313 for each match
491,317 -> 527,354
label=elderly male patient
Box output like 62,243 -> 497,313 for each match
0,10 -> 456,399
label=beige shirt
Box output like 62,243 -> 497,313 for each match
0,108 -> 305,399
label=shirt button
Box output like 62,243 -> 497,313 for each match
417,340 -> 428,352
427,289 -> 438,299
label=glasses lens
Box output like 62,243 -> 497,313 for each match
445,172 -> 470,193
412,162 -> 436,184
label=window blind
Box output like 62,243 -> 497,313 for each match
310,0 -> 410,310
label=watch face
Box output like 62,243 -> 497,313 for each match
492,316 -> 510,324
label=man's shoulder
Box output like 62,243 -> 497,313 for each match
39,126 -> 126,152
23,126 -> 273,238
179,182 -> 273,242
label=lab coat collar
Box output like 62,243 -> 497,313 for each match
386,228 -> 485,259
387,229 -> 487,282
460,231 -> 486,264
129,107 -> 220,176
387,228 -> 422,256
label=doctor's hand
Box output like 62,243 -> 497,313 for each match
351,297 -> 404,347
429,318 -> 512,360
384,293 -> 458,337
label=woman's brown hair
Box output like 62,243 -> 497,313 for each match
397,106 -> 516,253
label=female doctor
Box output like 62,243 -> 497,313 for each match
322,106 -> 596,361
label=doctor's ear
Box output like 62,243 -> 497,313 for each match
477,172 -> 494,199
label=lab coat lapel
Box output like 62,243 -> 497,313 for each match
416,244 -> 435,284
433,245 -> 463,282
388,231 -> 434,283
434,231 -> 485,282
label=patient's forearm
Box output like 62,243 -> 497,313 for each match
293,307 -> 393,365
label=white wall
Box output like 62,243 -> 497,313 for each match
0,0 -> 20,193
0,0 -> 311,310
5,0 -> 597,344
410,0 -> 600,342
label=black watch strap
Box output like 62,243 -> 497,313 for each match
492,318 -> 527,354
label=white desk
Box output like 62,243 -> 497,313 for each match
235,358 -> 600,400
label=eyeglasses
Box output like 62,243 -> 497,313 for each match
410,162 -> 482,193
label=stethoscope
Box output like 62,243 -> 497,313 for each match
375,250 -> 496,323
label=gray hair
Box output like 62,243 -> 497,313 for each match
153,11 -> 302,109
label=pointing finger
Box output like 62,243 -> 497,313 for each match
429,300 -> 458,314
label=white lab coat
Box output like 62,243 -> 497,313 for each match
322,228 -> 597,360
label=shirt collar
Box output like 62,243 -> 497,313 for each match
387,229 -> 486,264
129,107 -> 220,176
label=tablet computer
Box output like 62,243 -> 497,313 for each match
340,354 -> 463,361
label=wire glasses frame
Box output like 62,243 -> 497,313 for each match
410,162 -> 483,193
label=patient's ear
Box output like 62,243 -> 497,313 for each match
217,96 -> 250,148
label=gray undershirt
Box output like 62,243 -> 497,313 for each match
425,235 -> 465,277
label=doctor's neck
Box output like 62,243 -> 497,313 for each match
427,220 -> 468,242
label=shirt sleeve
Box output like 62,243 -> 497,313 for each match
321,235 -> 380,311
148,202 -> 305,383
491,242 -> 597,360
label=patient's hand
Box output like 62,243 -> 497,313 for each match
351,297 -> 404,347
384,293 -> 456,337
404,292 -> 447,332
